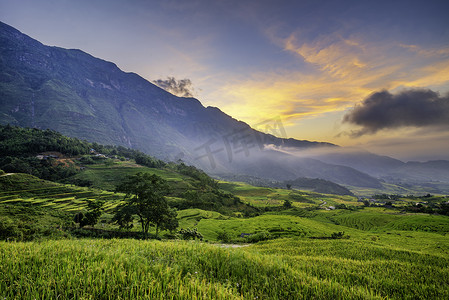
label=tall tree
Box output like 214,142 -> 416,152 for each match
114,172 -> 178,237
74,199 -> 105,228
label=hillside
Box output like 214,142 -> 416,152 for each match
2,129 -> 449,299
285,177 -> 354,195
0,124 -> 164,181
0,21 -> 332,158
216,173 -> 354,196
2,4 -> 449,299
0,125 -> 260,222
296,148 -> 449,194
2,171 -> 449,299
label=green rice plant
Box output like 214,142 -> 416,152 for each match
0,239 -> 388,299
3,236 -> 447,299
197,214 -> 340,241
249,237 -> 449,299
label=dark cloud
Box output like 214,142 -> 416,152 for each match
343,89 -> 449,137
153,77 -> 195,97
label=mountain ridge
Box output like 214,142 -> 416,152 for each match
0,21 -> 334,153
2,21 -> 449,192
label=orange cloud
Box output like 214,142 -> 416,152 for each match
399,44 -> 449,58
208,33 -> 449,140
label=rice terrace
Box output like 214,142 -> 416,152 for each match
0,126 -> 448,299
2,1 -> 449,298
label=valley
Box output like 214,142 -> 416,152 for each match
1,126 -> 449,299
1,19 -> 449,299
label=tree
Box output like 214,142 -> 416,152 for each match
111,204 -> 135,230
74,199 -> 105,228
283,199 -> 293,209
179,228 -> 203,240
114,172 -> 178,238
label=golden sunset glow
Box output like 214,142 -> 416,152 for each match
208,33 -> 449,151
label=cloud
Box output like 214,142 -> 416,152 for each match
153,77 -> 195,97
343,89 -> 449,136
209,35 -> 394,125
209,32 -> 449,137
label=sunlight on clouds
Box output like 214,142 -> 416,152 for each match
212,71 -> 368,132
210,33 -> 449,146
407,60 -> 449,89
399,44 -> 449,58
285,34 -> 369,79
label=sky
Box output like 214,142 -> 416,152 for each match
1,0 -> 449,161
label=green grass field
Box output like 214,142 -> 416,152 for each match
68,160 -> 195,192
1,234 -> 448,299
2,170 -> 449,299
0,174 -> 123,213
218,181 -> 360,208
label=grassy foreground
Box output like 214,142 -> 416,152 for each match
1,236 -> 448,299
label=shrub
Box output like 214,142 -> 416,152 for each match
0,216 -> 23,241
331,231 -> 349,239
246,231 -> 272,243
283,199 -> 293,209
178,228 -> 203,240
217,231 -> 231,243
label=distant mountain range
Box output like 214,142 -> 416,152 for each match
1,21 -> 449,194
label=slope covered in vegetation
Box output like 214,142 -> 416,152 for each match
1,125 -> 449,299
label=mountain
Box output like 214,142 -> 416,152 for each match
293,148 -> 449,192
299,148 -> 405,177
2,21 -> 448,192
0,21 -> 332,155
285,177 -> 354,196
381,160 -> 449,185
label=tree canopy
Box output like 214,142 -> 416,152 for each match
114,172 -> 178,237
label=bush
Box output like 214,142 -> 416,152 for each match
0,216 -> 23,241
73,200 -> 105,228
78,156 -> 95,164
217,231 -> 231,243
331,231 -> 349,239
178,228 -> 203,240
336,204 -> 347,209
283,200 -> 293,209
0,169 -> 5,175
246,231 -> 272,243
